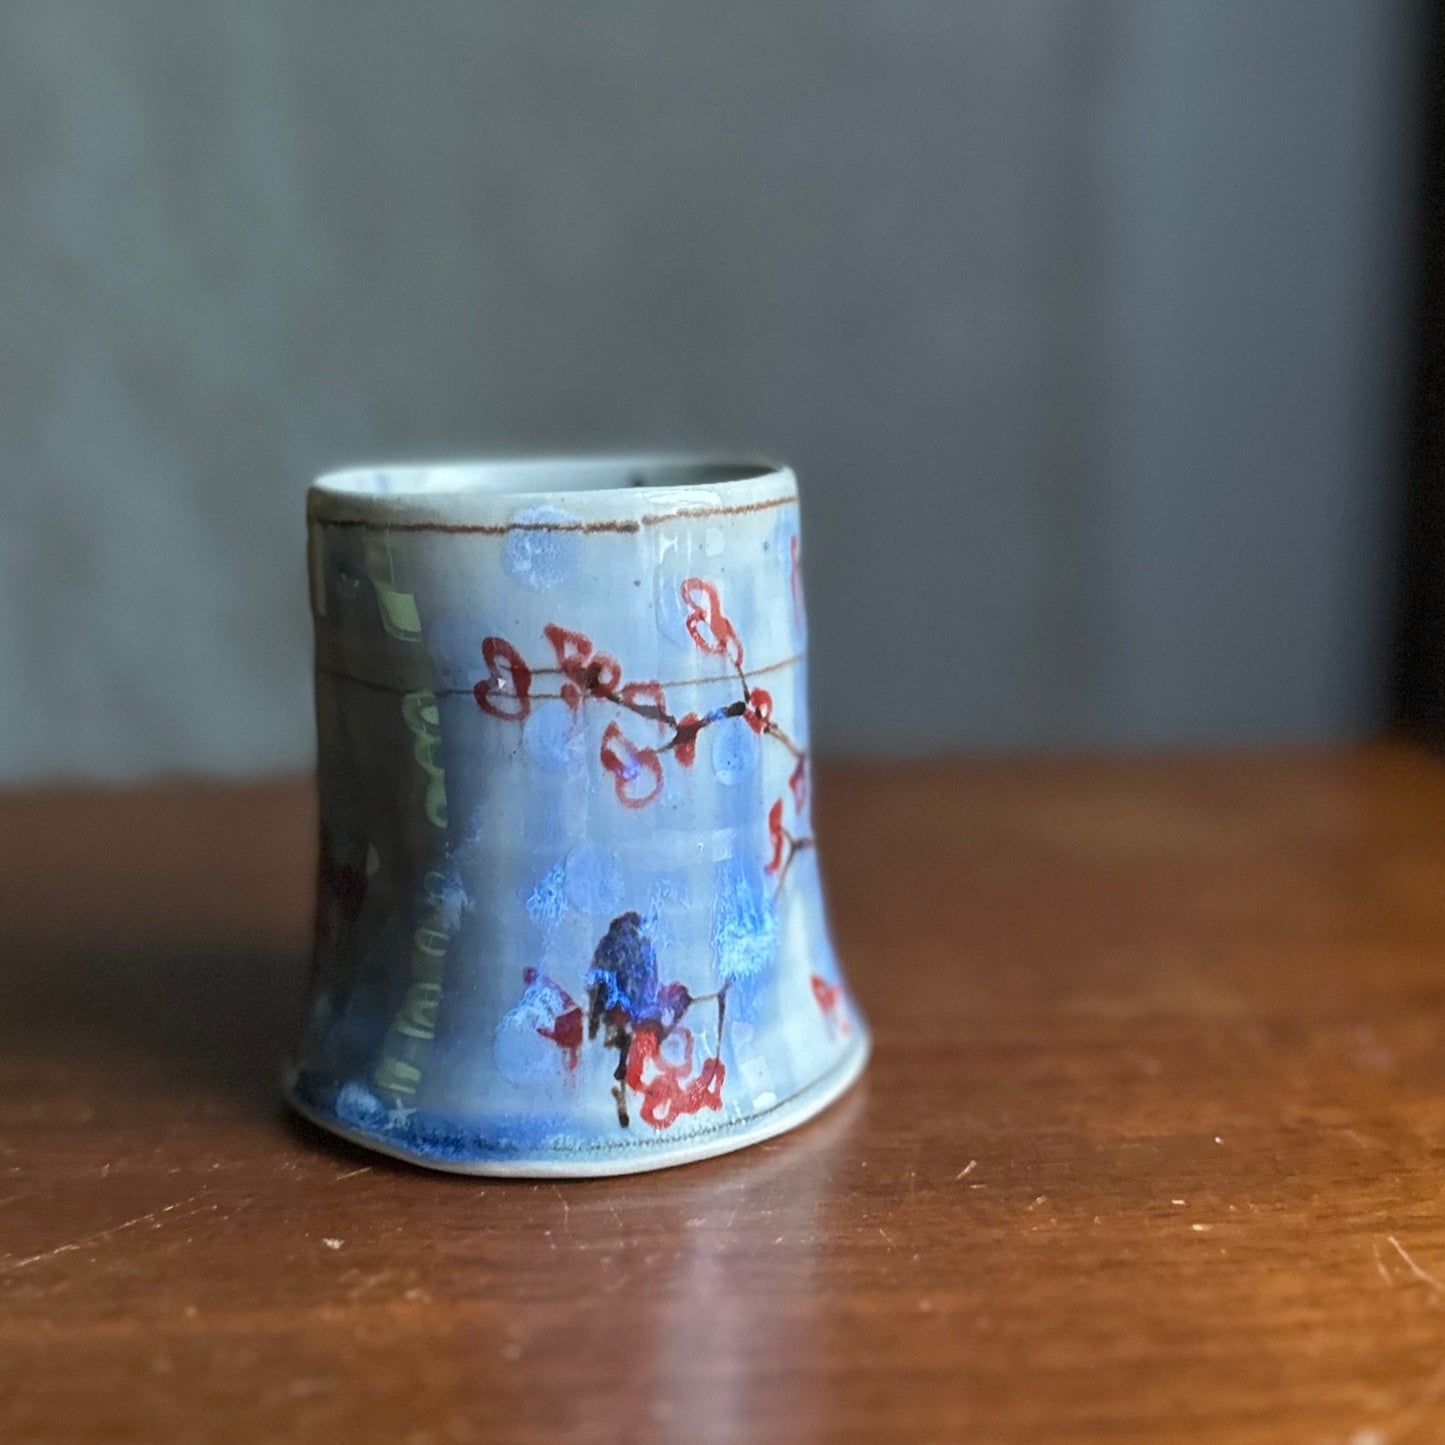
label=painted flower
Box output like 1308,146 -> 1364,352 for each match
494,968 -> 585,1084
811,973 -> 850,1037
544,623 -> 620,710
680,577 -> 744,668
742,687 -> 773,734
789,756 -> 809,811
625,1023 -> 726,1129
474,636 -> 533,721
584,912 -> 725,1129
532,985 -> 585,1066
600,721 -> 664,809
764,798 -> 787,875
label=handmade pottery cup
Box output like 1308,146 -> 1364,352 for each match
286,456 -> 868,1175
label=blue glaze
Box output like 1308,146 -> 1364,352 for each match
334,1080 -> 388,1132
503,504 -> 581,590
297,457 -> 866,1175
712,857 -> 778,986
565,840 -> 622,917
709,715 -> 760,785
524,861 -> 568,930
523,699 -> 581,774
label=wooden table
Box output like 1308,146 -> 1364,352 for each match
5,747 -> 1445,1443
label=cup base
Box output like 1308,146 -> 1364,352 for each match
284,1027 -> 869,1178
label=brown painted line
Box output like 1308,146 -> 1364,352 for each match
314,651 -> 803,699
640,494 -> 798,526
310,493 -> 799,535
517,652 -> 803,688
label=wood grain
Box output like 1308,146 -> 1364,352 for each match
5,748 -> 1445,1443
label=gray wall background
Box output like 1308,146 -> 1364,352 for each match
0,0 -> 1421,779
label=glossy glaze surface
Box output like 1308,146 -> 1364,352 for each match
293,459 -> 864,1173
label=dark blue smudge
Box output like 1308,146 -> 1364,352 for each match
584,910 -> 660,1017
293,1072 -> 589,1163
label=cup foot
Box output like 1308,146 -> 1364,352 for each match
284,1028 -> 870,1178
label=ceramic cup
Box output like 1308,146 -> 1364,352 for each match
286,456 -> 868,1175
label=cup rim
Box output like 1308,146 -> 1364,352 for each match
307,454 -> 796,531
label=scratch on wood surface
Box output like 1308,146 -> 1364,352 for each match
604,1198 -> 626,1238
0,1193 -> 220,1275
1374,1242 -> 1393,1286
1337,1127 -> 1382,1151
551,1184 -> 571,1235
955,1160 -> 977,1180
334,1166 -> 373,1181
876,1225 -> 896,1249
1388,1236 -> 1444,1295
0,1241 -> 82,1272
